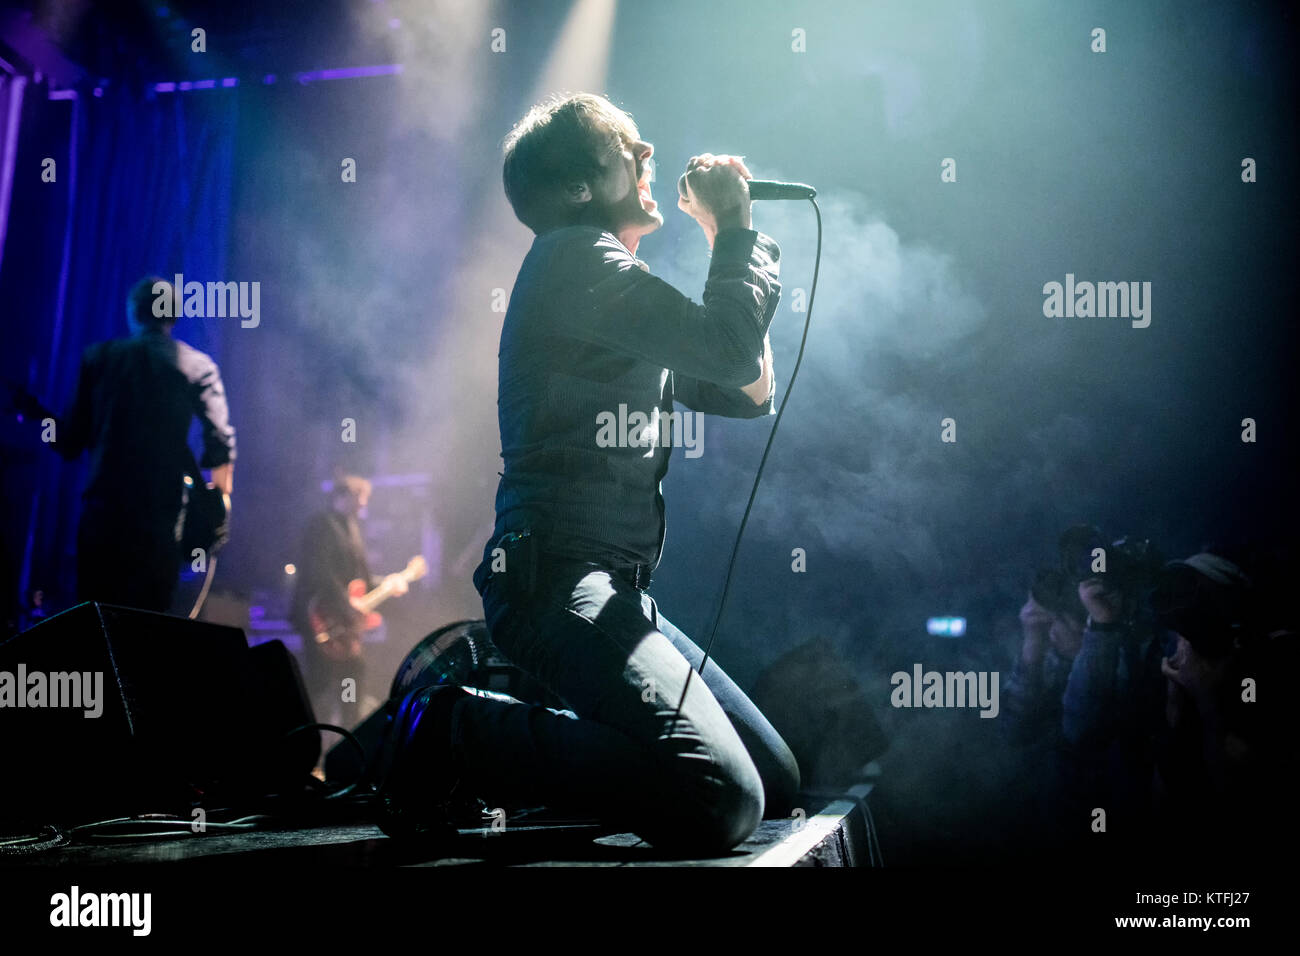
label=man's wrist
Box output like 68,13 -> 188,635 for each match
713,211 -> 751,233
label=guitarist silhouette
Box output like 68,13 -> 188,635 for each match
290,472 -> 424,727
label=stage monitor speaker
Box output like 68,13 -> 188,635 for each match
751,637 -> 889,789
0,602 -> 319,826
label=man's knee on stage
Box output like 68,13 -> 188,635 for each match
641,750 -> 765,853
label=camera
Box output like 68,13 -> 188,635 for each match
1057,524 -> 1162,595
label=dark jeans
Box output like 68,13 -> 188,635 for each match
300,642 -> 367,729
76,501 -> 180,612
457,560 -> 801,853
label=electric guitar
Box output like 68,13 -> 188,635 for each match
308,555 -> 428,661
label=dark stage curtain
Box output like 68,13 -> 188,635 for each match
0,84 -> 237,626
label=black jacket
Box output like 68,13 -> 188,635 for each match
477,225 -> 781,584
59,329 -> 235,521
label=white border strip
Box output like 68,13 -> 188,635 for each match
746,799 -> 858,868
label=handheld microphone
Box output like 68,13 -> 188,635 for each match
744,180 -> 817,200
677,173 -> 816,201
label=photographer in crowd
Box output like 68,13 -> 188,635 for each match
1150,548 -> 1293,861
1052,527 -> 1167,848
1004,567 -> 1085,743
1006,528 -> 1293,861
1002,565 -> 1088,850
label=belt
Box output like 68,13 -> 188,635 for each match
486,531 -> 653,593
600,561 -> 653,591
539,555 -> 653,592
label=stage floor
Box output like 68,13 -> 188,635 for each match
4,786 -> 874,868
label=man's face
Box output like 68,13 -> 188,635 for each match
335,486 -> 369,517
575,129 -> 663,248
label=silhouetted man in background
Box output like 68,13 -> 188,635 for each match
56,276 -> 235,612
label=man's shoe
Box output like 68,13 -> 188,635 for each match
375,683 -> 470,842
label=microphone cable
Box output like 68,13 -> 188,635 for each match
673,196 -> 822,719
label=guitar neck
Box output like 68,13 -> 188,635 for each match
355,569 -> 415,614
